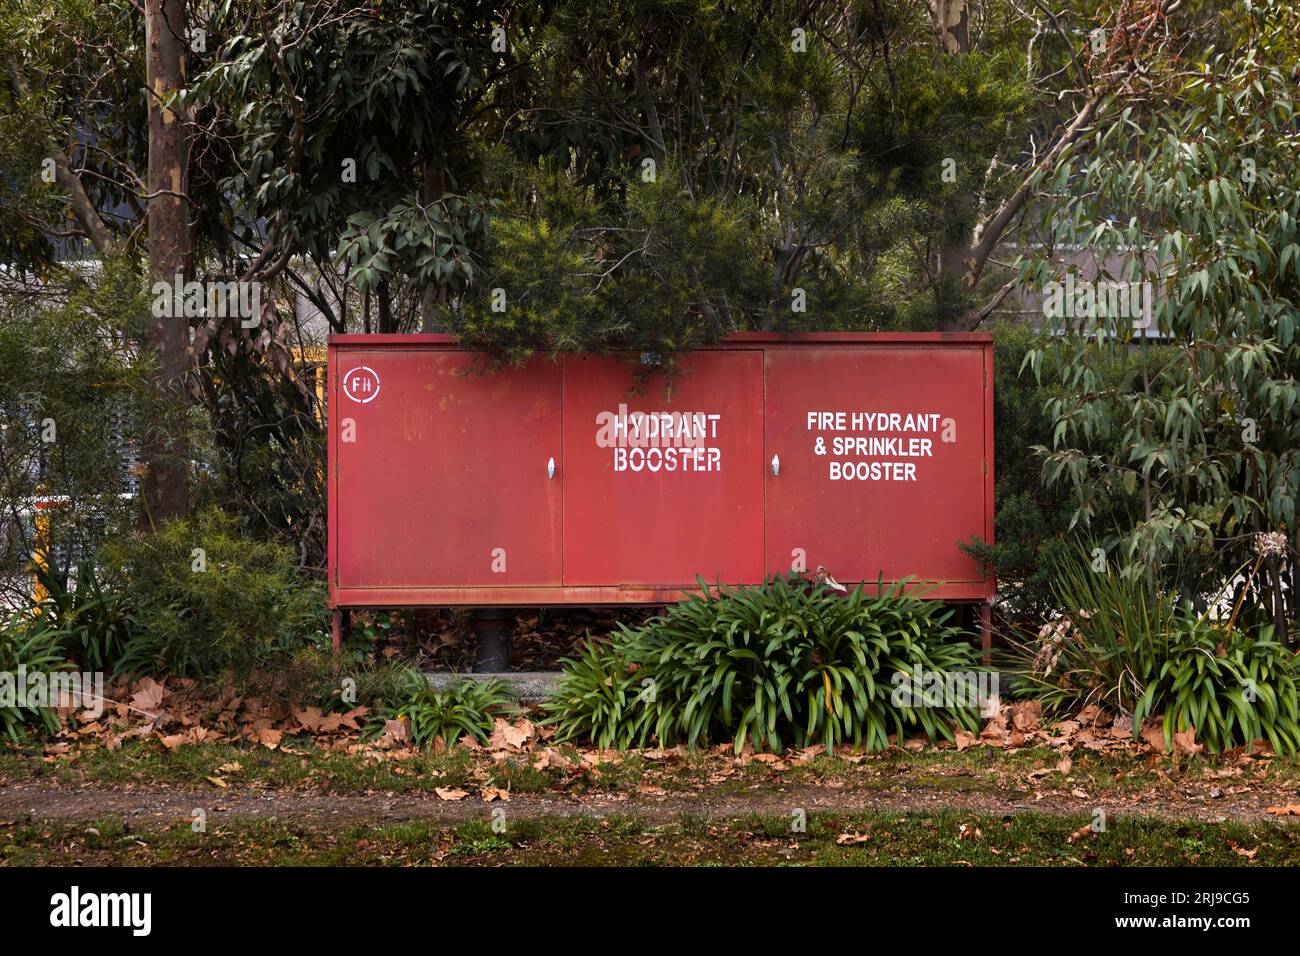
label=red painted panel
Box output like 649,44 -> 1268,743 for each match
763,347 -> 988,594
334,351 -> 561,588
561,352 -> 764,586
327,335 -> 994,607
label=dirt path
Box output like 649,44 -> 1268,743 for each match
2,778 -> 1295,830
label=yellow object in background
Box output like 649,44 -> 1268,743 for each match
292,346 -> 328,423
31,487 -> 66,612
32,505 -> 51,611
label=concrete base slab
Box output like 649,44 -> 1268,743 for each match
425,671 -> 559,703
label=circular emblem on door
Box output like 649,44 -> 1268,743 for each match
343,366 -> 381,404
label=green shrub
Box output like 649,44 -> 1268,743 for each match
34,558 -> 135,672
1012,548 -> 1300,753
0,613 -> 68,741
1009,552 -> 1177,717
102,508 -> 326,679
545,575 -> 986,754
1135,619 -> 1300,755
542,637 -> 653,750
961,323 -> 1138,621
230,646 -> 414,715
368,669 -> 520,748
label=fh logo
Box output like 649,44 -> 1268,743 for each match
343,367 -> 381,404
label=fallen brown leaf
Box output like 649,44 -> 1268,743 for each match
1066,824 -> 1092,844
130,677 -> 167,715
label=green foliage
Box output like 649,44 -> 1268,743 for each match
189,358 -> 326,571
0,613 -> 67,741
0,261 -> 140,591
243,646 -> 415,715
102,509 -> 326,679
338,197 -> 492,298
545,576 -> 985,754
1010,551 -> 1178,717
0,0 -> 147,269
454,2 -> 1045,356
450,169 -> 770,361
1135,619 -> 1300,755
34,558 -> 135,672
0,26 -> 63,267
962,323 -> 1138,620
1013,547 -> 1300,754
176,0 -> 1057,358
541,637 -> 652,750
1023,0 -> 1300,630
369,670 -> 519,748
192,0 -> 518,303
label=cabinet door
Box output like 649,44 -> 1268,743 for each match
763,347 -> 988,591
561,351 -> 764,587
334,351 -> 562,589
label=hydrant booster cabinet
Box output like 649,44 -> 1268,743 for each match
327,333 -> 994,618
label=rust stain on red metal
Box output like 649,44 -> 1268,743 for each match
327,333 -> 995,608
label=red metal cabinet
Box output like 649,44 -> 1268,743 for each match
328,334 -> 994,608
763,346 -> 989,599
560,351 -> 764,586
331,350 -> 562,593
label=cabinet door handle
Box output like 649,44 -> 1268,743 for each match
771,454 -> 780,477
547,457 -> 556,479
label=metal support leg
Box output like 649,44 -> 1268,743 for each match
472,607 -> 513,673
332,609 -> 352,654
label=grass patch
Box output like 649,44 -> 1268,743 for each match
0,739 -> 478,793
3,737 -> 1299,805
2,810 -> 1297,867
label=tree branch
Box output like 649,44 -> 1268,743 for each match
7,56 -> 118,254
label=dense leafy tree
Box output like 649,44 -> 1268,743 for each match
962,323 -> 1138,620
1025,0 -> 1300,636
0,0 -> 1265,590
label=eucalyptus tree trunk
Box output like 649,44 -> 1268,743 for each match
930,1 -> 975,330
142,0 -> 192,526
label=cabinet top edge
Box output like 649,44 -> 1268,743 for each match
328,332 -> 995,348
